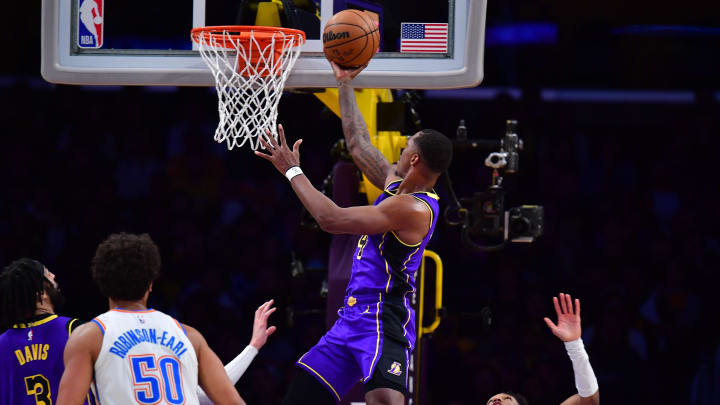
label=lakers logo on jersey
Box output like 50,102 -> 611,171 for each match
387,361 -> 402,376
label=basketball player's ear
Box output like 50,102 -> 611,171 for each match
410,153 -> 420,166
38,289 -> 49,305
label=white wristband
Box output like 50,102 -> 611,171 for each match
564,338 -> 599,397
285,166 -> 303,182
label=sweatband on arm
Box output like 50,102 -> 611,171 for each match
196,345 -> 259,405
564,338 -> 599,397
285,166 -> 303,182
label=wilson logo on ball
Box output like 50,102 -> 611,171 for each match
323,31 -> 351,42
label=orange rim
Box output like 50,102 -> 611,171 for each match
191,25 -> 306,50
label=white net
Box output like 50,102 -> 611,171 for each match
192,27 -> 305,150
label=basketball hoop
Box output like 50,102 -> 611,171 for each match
191,26 -> 306,150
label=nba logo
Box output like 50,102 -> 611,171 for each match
77,0 -> 103,48
27,330 -> 34,341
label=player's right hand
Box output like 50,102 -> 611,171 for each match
543,293 -> 582,342
249,299 -> 277,350
330,61 -> 368,85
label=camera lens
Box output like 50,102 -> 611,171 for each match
510,216 -> 530,235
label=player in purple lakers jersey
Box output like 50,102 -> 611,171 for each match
255,62 -> 453,405
0,258 -> 97,405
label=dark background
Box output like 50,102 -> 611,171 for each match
3,1 -> 720,404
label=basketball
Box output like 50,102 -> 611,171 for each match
322,10 -> 380,68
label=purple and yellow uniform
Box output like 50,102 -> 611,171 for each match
297,180 -> 439,401
0,314 -> 96,405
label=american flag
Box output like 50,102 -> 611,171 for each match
400,23 -> 448,53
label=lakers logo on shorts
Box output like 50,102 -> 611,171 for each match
387,361 -> 402,376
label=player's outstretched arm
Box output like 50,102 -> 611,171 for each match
186,324 -> 246,405
255,127 -> 427,236
544,293 -> 600,405
197,300 -> 277,404
331,61 -> 393,189
57,322 -> 102,405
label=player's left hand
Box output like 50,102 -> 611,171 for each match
255,124 -> 302,174
543,293 -> 582,342
250,299 -> 277,350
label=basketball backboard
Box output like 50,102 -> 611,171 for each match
41,0 -> 486,89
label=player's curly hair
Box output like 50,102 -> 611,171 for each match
91,233 -> 161,301
502,391 -> 530,405
0,258 -> 47,329
415,129 -> 453,173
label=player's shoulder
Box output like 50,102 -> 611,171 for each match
378,193 -> 431,221
66,320 -> 104,350
178,323 -> 205,352
73,320 -> 104,337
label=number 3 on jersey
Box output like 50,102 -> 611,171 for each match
25,374 -> 51,405
130,354 -> 185,404
357,235 -> 369,259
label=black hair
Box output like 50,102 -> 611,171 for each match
0,258 -> 47,329
415,129 -> 453,173
502,391 -> 530,405
91,233 -> 161,301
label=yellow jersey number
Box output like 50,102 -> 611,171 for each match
356,235 -> 369,259
25,374 -> 52,405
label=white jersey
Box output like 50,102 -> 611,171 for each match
92,308 -> 199,405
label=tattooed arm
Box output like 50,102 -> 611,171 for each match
331,62 -> 394,189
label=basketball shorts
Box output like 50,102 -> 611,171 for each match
296,293 -> 415,402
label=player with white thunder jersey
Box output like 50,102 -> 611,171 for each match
58,233 -> 245,405
92,308 -> 197,404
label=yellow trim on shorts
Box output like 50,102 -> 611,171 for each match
297,354 -> 341,402
402,275 -> 412,337
363,293 -> 383,382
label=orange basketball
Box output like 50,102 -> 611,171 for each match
322,10 -> 380,68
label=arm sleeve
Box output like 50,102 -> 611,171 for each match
196,345 -> 259,405
564,338 -> 599,397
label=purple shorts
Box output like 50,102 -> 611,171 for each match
296,293 -> 415,402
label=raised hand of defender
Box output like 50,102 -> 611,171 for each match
543,293 -> 582,342
255,124 -> 302,174
330,61 -> 368,85
249,299 -> 277,350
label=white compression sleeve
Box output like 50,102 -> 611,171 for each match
564,338 -> 599,397
196,345 -> 259,405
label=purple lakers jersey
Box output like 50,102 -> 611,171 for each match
346,180 -> 439,298
344,180 -> 439,346
0,314 -> 95,405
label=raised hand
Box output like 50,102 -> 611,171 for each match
543,293 -> 582,342
330,61 -> 368,85
254,124 -> 302,175
249,299 -> 277,350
